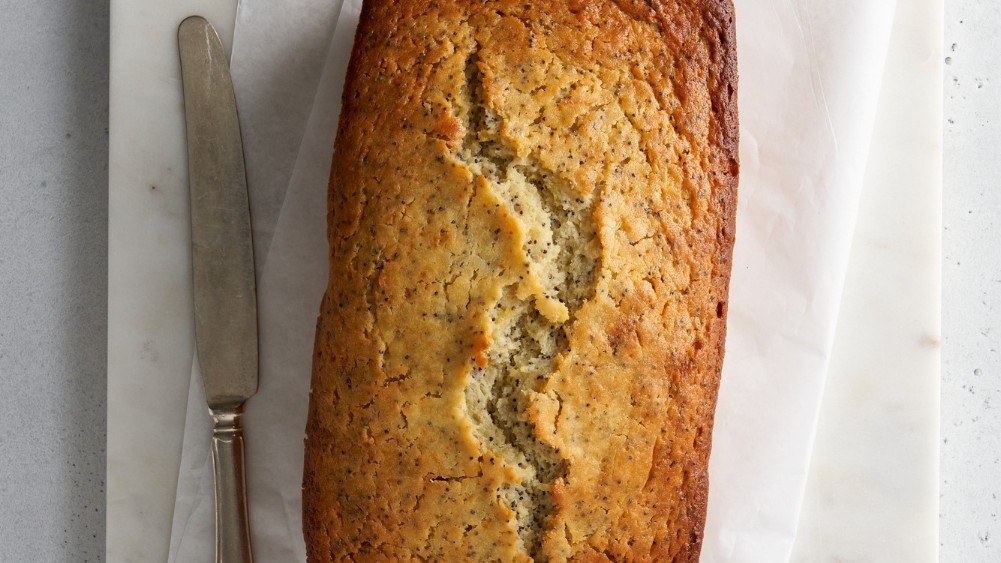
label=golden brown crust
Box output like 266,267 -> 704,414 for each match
304,0 -> 738,561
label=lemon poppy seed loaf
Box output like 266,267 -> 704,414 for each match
304,0 -> 738,560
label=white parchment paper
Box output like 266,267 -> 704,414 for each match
229,0 -> 343,276
169,1 -> 897,560
703,1 -> 897,561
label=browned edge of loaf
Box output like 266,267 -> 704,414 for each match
303,0 -> 738,560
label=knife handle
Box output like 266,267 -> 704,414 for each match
210,407 -> 254,563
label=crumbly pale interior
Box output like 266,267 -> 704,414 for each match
304,1 -> 738,561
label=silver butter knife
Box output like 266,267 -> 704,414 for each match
178,15 -> 257,563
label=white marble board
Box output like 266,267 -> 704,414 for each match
106,1 -> 941,561
107,1 -> 237,561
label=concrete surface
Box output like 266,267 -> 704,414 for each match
942,1 -> 1001,560
0,1 -> 109,562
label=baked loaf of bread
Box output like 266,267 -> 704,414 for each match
304,0 -> 737,560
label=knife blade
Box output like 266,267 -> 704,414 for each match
178,15 -> 257,563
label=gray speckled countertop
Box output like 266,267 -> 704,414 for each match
942,1 -> 1001,560
0,2 -> 108,561
0,0 -> 998,561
